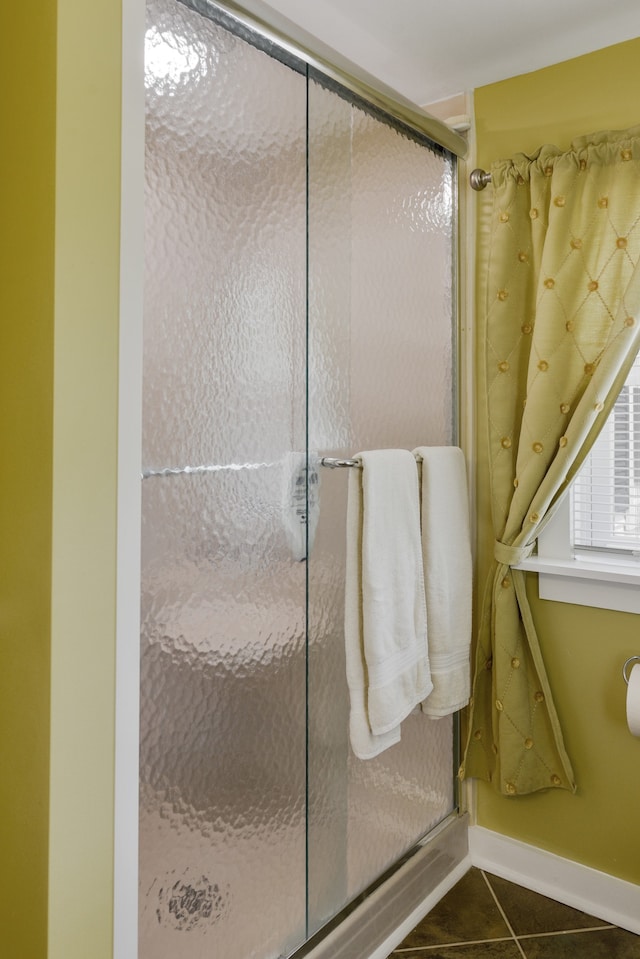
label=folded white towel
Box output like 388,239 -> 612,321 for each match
345,449 -> 432,759
413,447 -> 472,718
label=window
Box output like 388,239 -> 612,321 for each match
516,351 -> 640,613
574,360 -> 640,555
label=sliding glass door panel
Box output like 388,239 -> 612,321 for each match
307,79 -> 456,923
142,2 -> 307,956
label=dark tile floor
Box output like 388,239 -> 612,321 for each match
388,867 -> 640,958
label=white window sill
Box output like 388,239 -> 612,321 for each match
514,554 -> 640,614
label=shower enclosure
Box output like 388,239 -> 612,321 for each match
140,1 -> 465,956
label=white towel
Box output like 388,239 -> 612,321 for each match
413,447 -> 472,718
345,449 -> 432,759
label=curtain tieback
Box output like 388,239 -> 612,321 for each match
494,541 -> 534,566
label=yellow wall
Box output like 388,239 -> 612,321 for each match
474,37 -> 640,885
1,2 -> 123,957
0,8 -> 57,957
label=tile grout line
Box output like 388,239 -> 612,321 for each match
392,936 -> 520,953
480,870 -> 528,959
516,925 -> 617,941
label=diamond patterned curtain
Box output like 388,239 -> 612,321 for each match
463,127 -> 640,795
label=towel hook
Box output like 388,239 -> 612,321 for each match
622,656 -> 640,685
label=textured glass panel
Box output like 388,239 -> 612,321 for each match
346,105 -> 455,899
143,0 -> 306,470
141,1 -> 307,957
307,80 -> 456,929
139,471 -> 307,958
348,106 -> 454,452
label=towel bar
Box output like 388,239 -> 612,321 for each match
320,457 -> 361,469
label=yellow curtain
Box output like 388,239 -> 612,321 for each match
464,126 -> 640,796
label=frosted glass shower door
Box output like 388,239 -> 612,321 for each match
307,78 -> 457,933
141,1 -> 460,956
140,2 -> 308,957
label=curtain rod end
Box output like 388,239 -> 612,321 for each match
470,168 -> 492,191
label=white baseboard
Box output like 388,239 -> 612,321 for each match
469,826 -> 640,936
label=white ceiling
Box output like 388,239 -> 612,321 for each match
243,0 -> 640,105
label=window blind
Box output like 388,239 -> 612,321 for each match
573,352 -> 640,553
